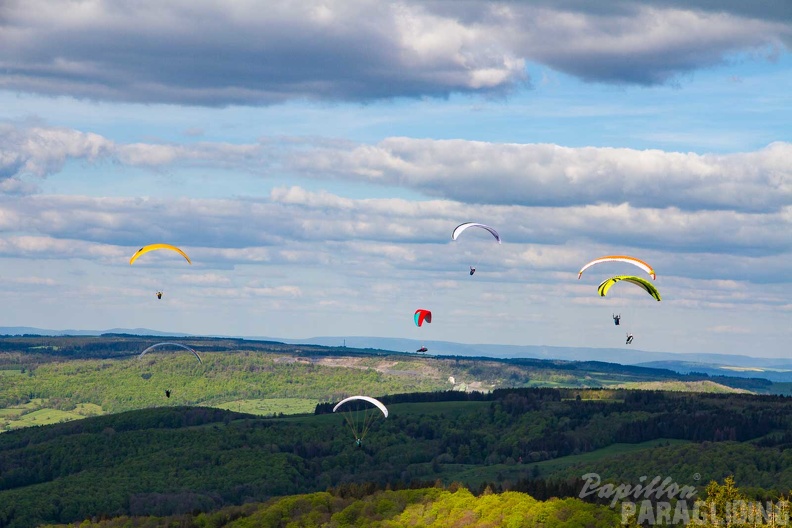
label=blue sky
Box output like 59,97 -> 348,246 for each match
0,0 -> 790,356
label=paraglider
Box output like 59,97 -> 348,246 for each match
596,276 -> 661,346
578,256 -> 656,281
414,309 -> 432,327
139,342 -> 203,364
597,276 -> 661,302
452,222 -> 501,275
130,244 -> 191,298
138,344 -> 201,399
333,396 -> 388,446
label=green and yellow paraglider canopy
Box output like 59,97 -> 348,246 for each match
597,275 -> 661,301
129,244 -> 192,265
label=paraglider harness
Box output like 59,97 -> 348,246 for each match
613,314 -> 620,325
626,333 -> 634,345
156,291 -> 163,299
469,266 -> 476,276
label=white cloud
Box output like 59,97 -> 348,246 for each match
0,235 -> 126,261
0,124 -> 114,180
288,138 -> 792,212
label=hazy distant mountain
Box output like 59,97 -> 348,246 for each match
273,335 -> 792,372
5,328 -> 792,379
0,327 -> 190,338
635,360 -> 792,383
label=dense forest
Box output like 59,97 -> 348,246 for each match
4,388 -> 792,527
42,486 -> 626,527
38,477 -> 786,527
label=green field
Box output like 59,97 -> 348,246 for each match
6,408 -> 83,428
614,380 -> 749,393
1,399 -> 105,432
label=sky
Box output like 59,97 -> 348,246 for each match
0,0 -> 790,357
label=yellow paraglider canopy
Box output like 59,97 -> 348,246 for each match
597,275 -> 661,301
129,244 -> 192,265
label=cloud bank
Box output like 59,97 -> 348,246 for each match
4,124 -> 790,215
1,0 -> 788,105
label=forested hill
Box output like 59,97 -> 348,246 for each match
0,333 -> 778,435
43,487 -> 624,528
4,388 -> 792,527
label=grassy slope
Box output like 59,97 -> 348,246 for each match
0,352 -> 452,431
1,334 -> 774,433
614,380 -> 750,393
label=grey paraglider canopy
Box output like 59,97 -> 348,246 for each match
451,223 -> 501,243
139,342 -> 202,364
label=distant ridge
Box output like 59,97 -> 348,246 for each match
273,335 -> 792,370
0,326 -> 190,338
4,327 -> 792,380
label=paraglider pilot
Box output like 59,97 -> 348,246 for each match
626,333 -> 634,345
469,266 -> 476,276
355,438 -> 362,447
165,390 -> 171,398
156,291 -> 163,299
613,314 -> 621,326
